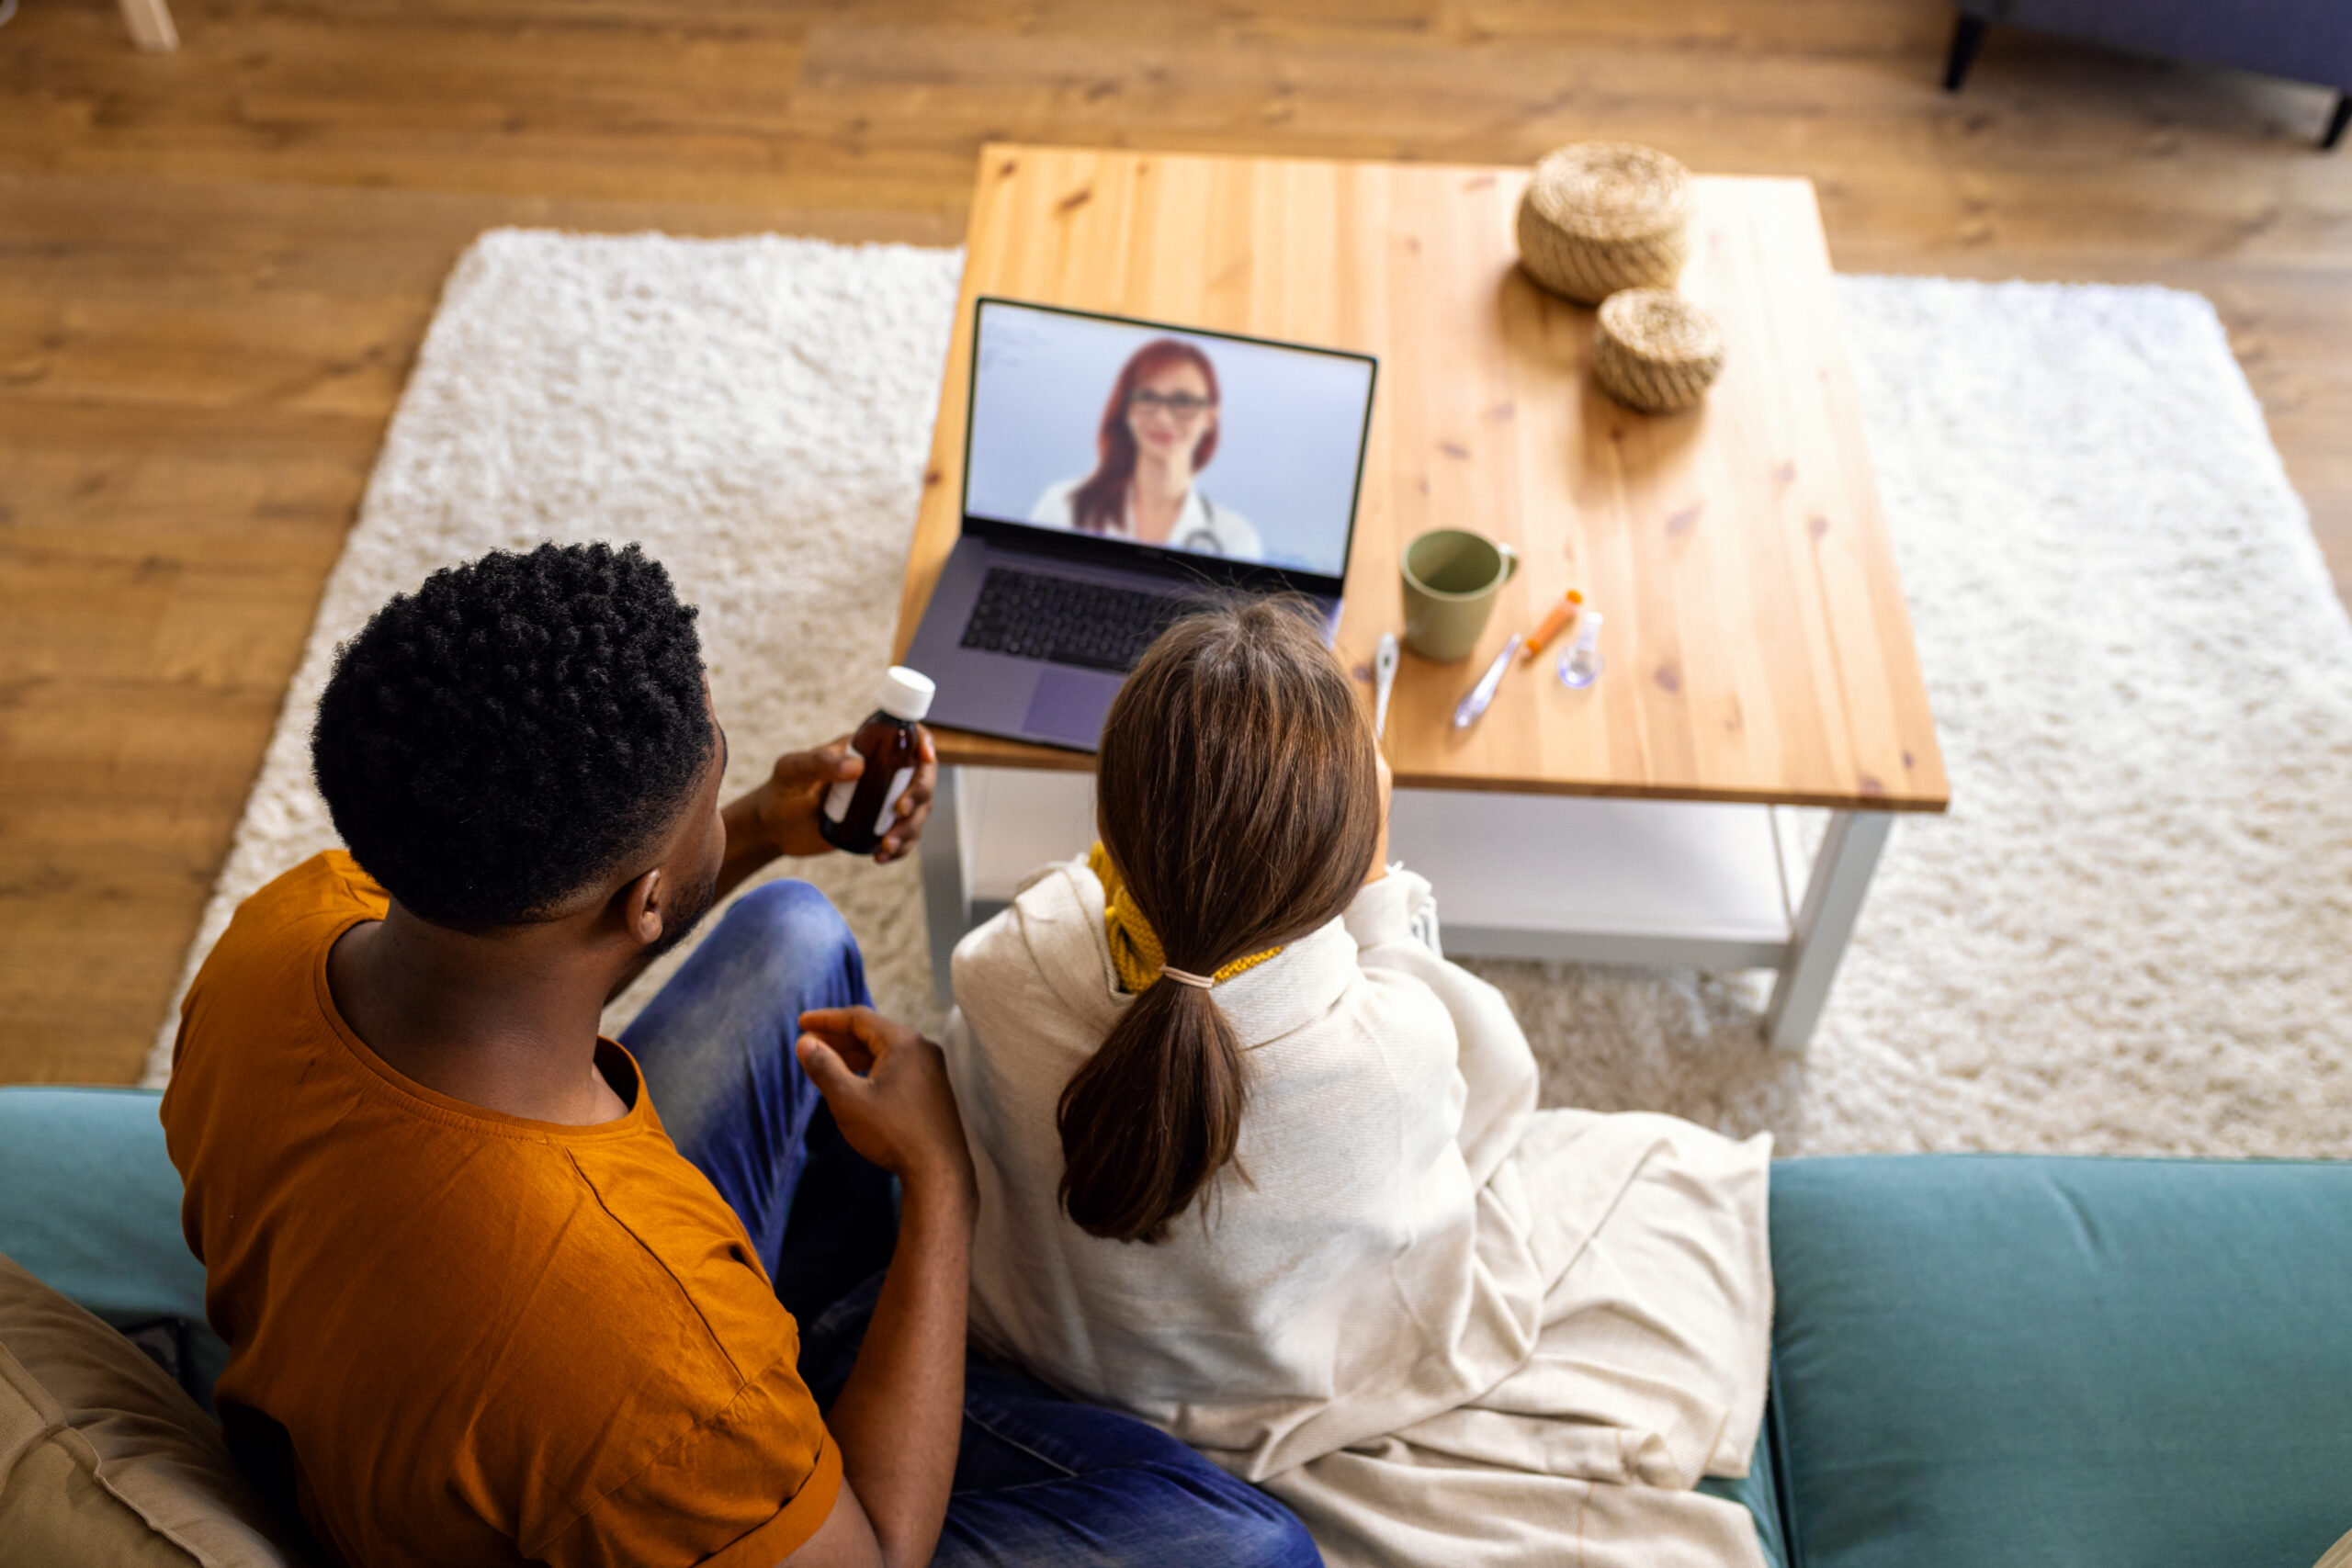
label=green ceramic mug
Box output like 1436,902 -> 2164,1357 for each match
1401,528 -> 1520,661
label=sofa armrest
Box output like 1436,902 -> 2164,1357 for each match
1769,1154 -> 2352,1568
0,1087 -> 225,1410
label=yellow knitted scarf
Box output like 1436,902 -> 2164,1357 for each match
1087,842 -> 1282,995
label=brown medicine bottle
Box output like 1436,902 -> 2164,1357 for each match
819,667 -> 936,855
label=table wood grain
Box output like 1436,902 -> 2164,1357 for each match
894,144 -> 1950,813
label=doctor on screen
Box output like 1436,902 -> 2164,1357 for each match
1029,338 -> 1264,560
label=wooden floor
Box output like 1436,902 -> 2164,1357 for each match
5,0 -> 2348,1086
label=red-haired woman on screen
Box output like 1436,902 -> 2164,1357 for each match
1030,338 -> 1264,560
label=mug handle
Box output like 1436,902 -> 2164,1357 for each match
1497,541 -> 1519,583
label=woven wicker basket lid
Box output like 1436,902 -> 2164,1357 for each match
1523,141 -> 1692,243
1592,288 -> 1725,414
1599,288 -> 1722,362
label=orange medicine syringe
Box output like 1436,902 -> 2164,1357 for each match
1522,590 -> 1584,659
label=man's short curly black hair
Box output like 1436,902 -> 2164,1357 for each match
312,542 -> 716,927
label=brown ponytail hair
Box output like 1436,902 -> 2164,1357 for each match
1057,598 -> 1382,1244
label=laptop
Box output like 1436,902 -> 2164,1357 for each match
902,297 -> 1378,750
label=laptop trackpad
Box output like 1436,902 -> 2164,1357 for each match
1022,665 -> 1122,749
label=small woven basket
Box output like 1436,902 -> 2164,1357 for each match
1592,288 -> 1724,414
1516,142 -> 1693,305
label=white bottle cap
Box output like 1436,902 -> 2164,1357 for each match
1571,611 -> 1603,649
877,666 -> 935,722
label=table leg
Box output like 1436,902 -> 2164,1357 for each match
919,764 -> 971,1006
1941,13 -> 1985,92
1764,809 -> 1893,1049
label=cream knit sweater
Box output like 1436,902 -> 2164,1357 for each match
944,859 -> 1774,1568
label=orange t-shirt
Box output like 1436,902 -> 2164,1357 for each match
160,852 -> 841,1568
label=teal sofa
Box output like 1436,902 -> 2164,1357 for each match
3,1086 -> 2347,1566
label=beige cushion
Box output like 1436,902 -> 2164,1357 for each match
0,1254 -> 308,1566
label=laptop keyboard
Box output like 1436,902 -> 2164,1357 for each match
959,567 -> 1194,673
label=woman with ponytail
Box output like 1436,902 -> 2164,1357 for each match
942,601 -> 1778,1568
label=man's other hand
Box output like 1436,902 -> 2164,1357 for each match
795,1008 -> 975,1199
754,730 -> 939,863
786,1010 -> 977,1568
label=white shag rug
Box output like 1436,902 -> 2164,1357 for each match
143,232 -> 2352,1161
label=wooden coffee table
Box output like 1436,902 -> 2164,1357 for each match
893,143 -> 1948,1047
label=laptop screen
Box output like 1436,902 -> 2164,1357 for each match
961,299 -> 1376,589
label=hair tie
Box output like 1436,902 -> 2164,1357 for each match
1159,966 -> 1216,990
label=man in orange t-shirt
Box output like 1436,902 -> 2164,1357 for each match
162,543 -> 1318,1568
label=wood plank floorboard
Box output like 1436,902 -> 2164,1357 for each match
3,0 -> 2347,1084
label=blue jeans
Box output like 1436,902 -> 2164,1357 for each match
623,881 -> 1320,1568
